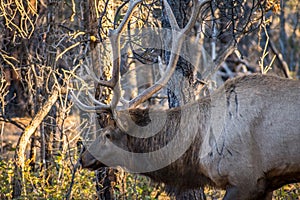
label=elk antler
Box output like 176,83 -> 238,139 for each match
128,0 -> 209,108
72,0 -> 143,111
97,0 -> 144,110
73,0 -> 209,111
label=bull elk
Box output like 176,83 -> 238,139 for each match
75,0 -> 300,199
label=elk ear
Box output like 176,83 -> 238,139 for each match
128,108 -> 151,126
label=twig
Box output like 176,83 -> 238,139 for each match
1,122 -> 4,153
65,140 -> 86,200
268,35 -> 291,78
65,159 -> 82,200
259,24 -> 276,75
0,117 -> 26,130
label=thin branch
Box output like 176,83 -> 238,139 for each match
65,151 -> 83,200
269,36 -> 291,78
0,117 -> 26,131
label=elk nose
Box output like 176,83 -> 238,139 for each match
78,151 -> 89,169
77,158 -> 83,170
78,144 -> 86,168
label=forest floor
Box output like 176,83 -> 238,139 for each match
0,117 -> 31,159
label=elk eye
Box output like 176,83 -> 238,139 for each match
105,133 -> 111,140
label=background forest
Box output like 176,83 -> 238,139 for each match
0,0 -> 299,199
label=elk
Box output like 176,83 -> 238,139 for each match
76,0 -> 300,199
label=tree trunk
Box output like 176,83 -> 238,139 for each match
13,89 -> 59,198
162,0 -> 195,107
84,1 -> 117,198
279,1 -> 287,66
16,89 -> 59,169
162,0 -> 206,199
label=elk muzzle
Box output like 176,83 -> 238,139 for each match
79,149 -> 106,170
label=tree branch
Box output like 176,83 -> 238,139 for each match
16,89 -> 59,168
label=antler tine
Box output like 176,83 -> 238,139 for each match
87,92 -> 112,108
182,0 -> 209,34
71,90 -> 110,112
97,0 -> 143,87
82,63 -> 104,84
163,0 -> 180,31
97,0 -> 143,110
113,0 -> 144,35
128,0 -> 206,108
163,0 -> 208,33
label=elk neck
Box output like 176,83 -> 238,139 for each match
122,97 -> 214,190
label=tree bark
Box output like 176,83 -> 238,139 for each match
162,0 -> 195,107
13,89 -> 59,198
84,0 -> 117,198
162,0 -> 206,199
279,1 -> 287,63
16,89 -> 59,168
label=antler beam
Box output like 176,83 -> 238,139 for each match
128,0 -> 208,108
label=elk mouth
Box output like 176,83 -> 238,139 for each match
80,150 -> 107,171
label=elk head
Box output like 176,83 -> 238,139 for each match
74,0 -> 208,172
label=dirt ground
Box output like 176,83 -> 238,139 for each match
0,118 -> 31,159
0,116 -> 80,159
